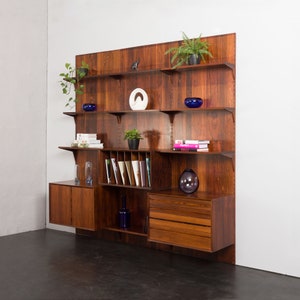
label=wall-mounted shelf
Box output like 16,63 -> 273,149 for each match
64,107 -> 235,123
81,61 -> 235,80
50,32 -> 236,264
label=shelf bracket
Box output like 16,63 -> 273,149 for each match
224,63 -> 236,79
161,110 -> 181,124
109,112 -> 125,124
221,152 -> 235,171
161,111 -> 181,148
224,108 -> 235,122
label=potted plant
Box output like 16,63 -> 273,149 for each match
165,32 -> 213,69
124,128 -> 143,150
59,61 -> 89,107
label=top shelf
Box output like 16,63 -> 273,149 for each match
64,107 -> 234,117
82,62 -> 235,80
160,62 -> 235,75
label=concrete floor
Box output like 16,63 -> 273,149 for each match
0,229 -> 299,300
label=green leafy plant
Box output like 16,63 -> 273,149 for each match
124,128 -> 143,140
165,32 -> 213,69
59,61 -> 89,107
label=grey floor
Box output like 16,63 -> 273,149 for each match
0,229 -> 299,300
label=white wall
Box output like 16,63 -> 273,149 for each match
0,0 -> 47,236
47,0 -> 300,277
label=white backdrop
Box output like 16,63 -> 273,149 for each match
0,0 -> 47,236
46,0 -> 300,277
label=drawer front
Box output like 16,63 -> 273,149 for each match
149,219 -> 212,252
148,194 -> 212,226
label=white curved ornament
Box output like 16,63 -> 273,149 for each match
129,88 -> 148,110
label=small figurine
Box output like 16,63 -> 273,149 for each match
131,59 -> 140,70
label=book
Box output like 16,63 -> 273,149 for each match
111,158 -> 120,184
77,133 -> 97,141
125,161 -> 135,186
175,139 -> 210,145
118,161 -> 127,185
88,143 -> 104,149
145,157 -> 151,187
139,160 -> 147,187
173,143 -> 209,149
105,159 -> 111,183
131,160 -> 140,187
173,148 -> 209,152
88,140 -> 101,144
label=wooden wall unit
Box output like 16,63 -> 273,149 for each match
49,33 -> 236,263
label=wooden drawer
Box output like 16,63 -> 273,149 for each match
148,191 -> 235,253
149,194 -> 212,226
149,218 -> 212,252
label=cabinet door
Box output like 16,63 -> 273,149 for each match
71,187 -> 96,230
49,184 -> 72,226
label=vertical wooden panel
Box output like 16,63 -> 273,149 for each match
49,184 -> 72,226
72,187 -> 96,230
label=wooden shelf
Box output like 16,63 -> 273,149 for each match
157,149 -> 234,156
64,107 -> 234,124
100,182 -> 151,190
104,226 -> 147,237
50,180 -> 97,188
150,188 -> 234,200
83,68 -> 160,80
160,62 -> 235,74
59,146 -> 102,151
101,148 -> 151,153
80,61 -> 235,80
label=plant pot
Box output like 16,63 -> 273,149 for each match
128,139 -> 140,150
188,54 -> 201,65
78,68 -> 89,76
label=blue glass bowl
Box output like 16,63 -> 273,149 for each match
82,103 -> 97,111
184,97 -> 203,108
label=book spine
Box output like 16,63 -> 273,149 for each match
118,161 -> 126,185
173,148 -> 209,152
173,143 -> 208,149
146,157 -> 151,187
139,160 -> 146,187
111,158 -> 119,184
131,160 -> 140,187
185,139 -> 210,144
125,161 -> 135,186
105,159 -> 111,183
174,139 -> 210,145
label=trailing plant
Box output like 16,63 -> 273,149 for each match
124,128 -> 143,140
59,61 -> 89,107
165,32 -> 213,69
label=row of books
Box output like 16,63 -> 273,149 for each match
105,158 -> 151,187
173,139 -> 210,152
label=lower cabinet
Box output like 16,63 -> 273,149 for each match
49,181 -> 98,231
148,191 -> 235,253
